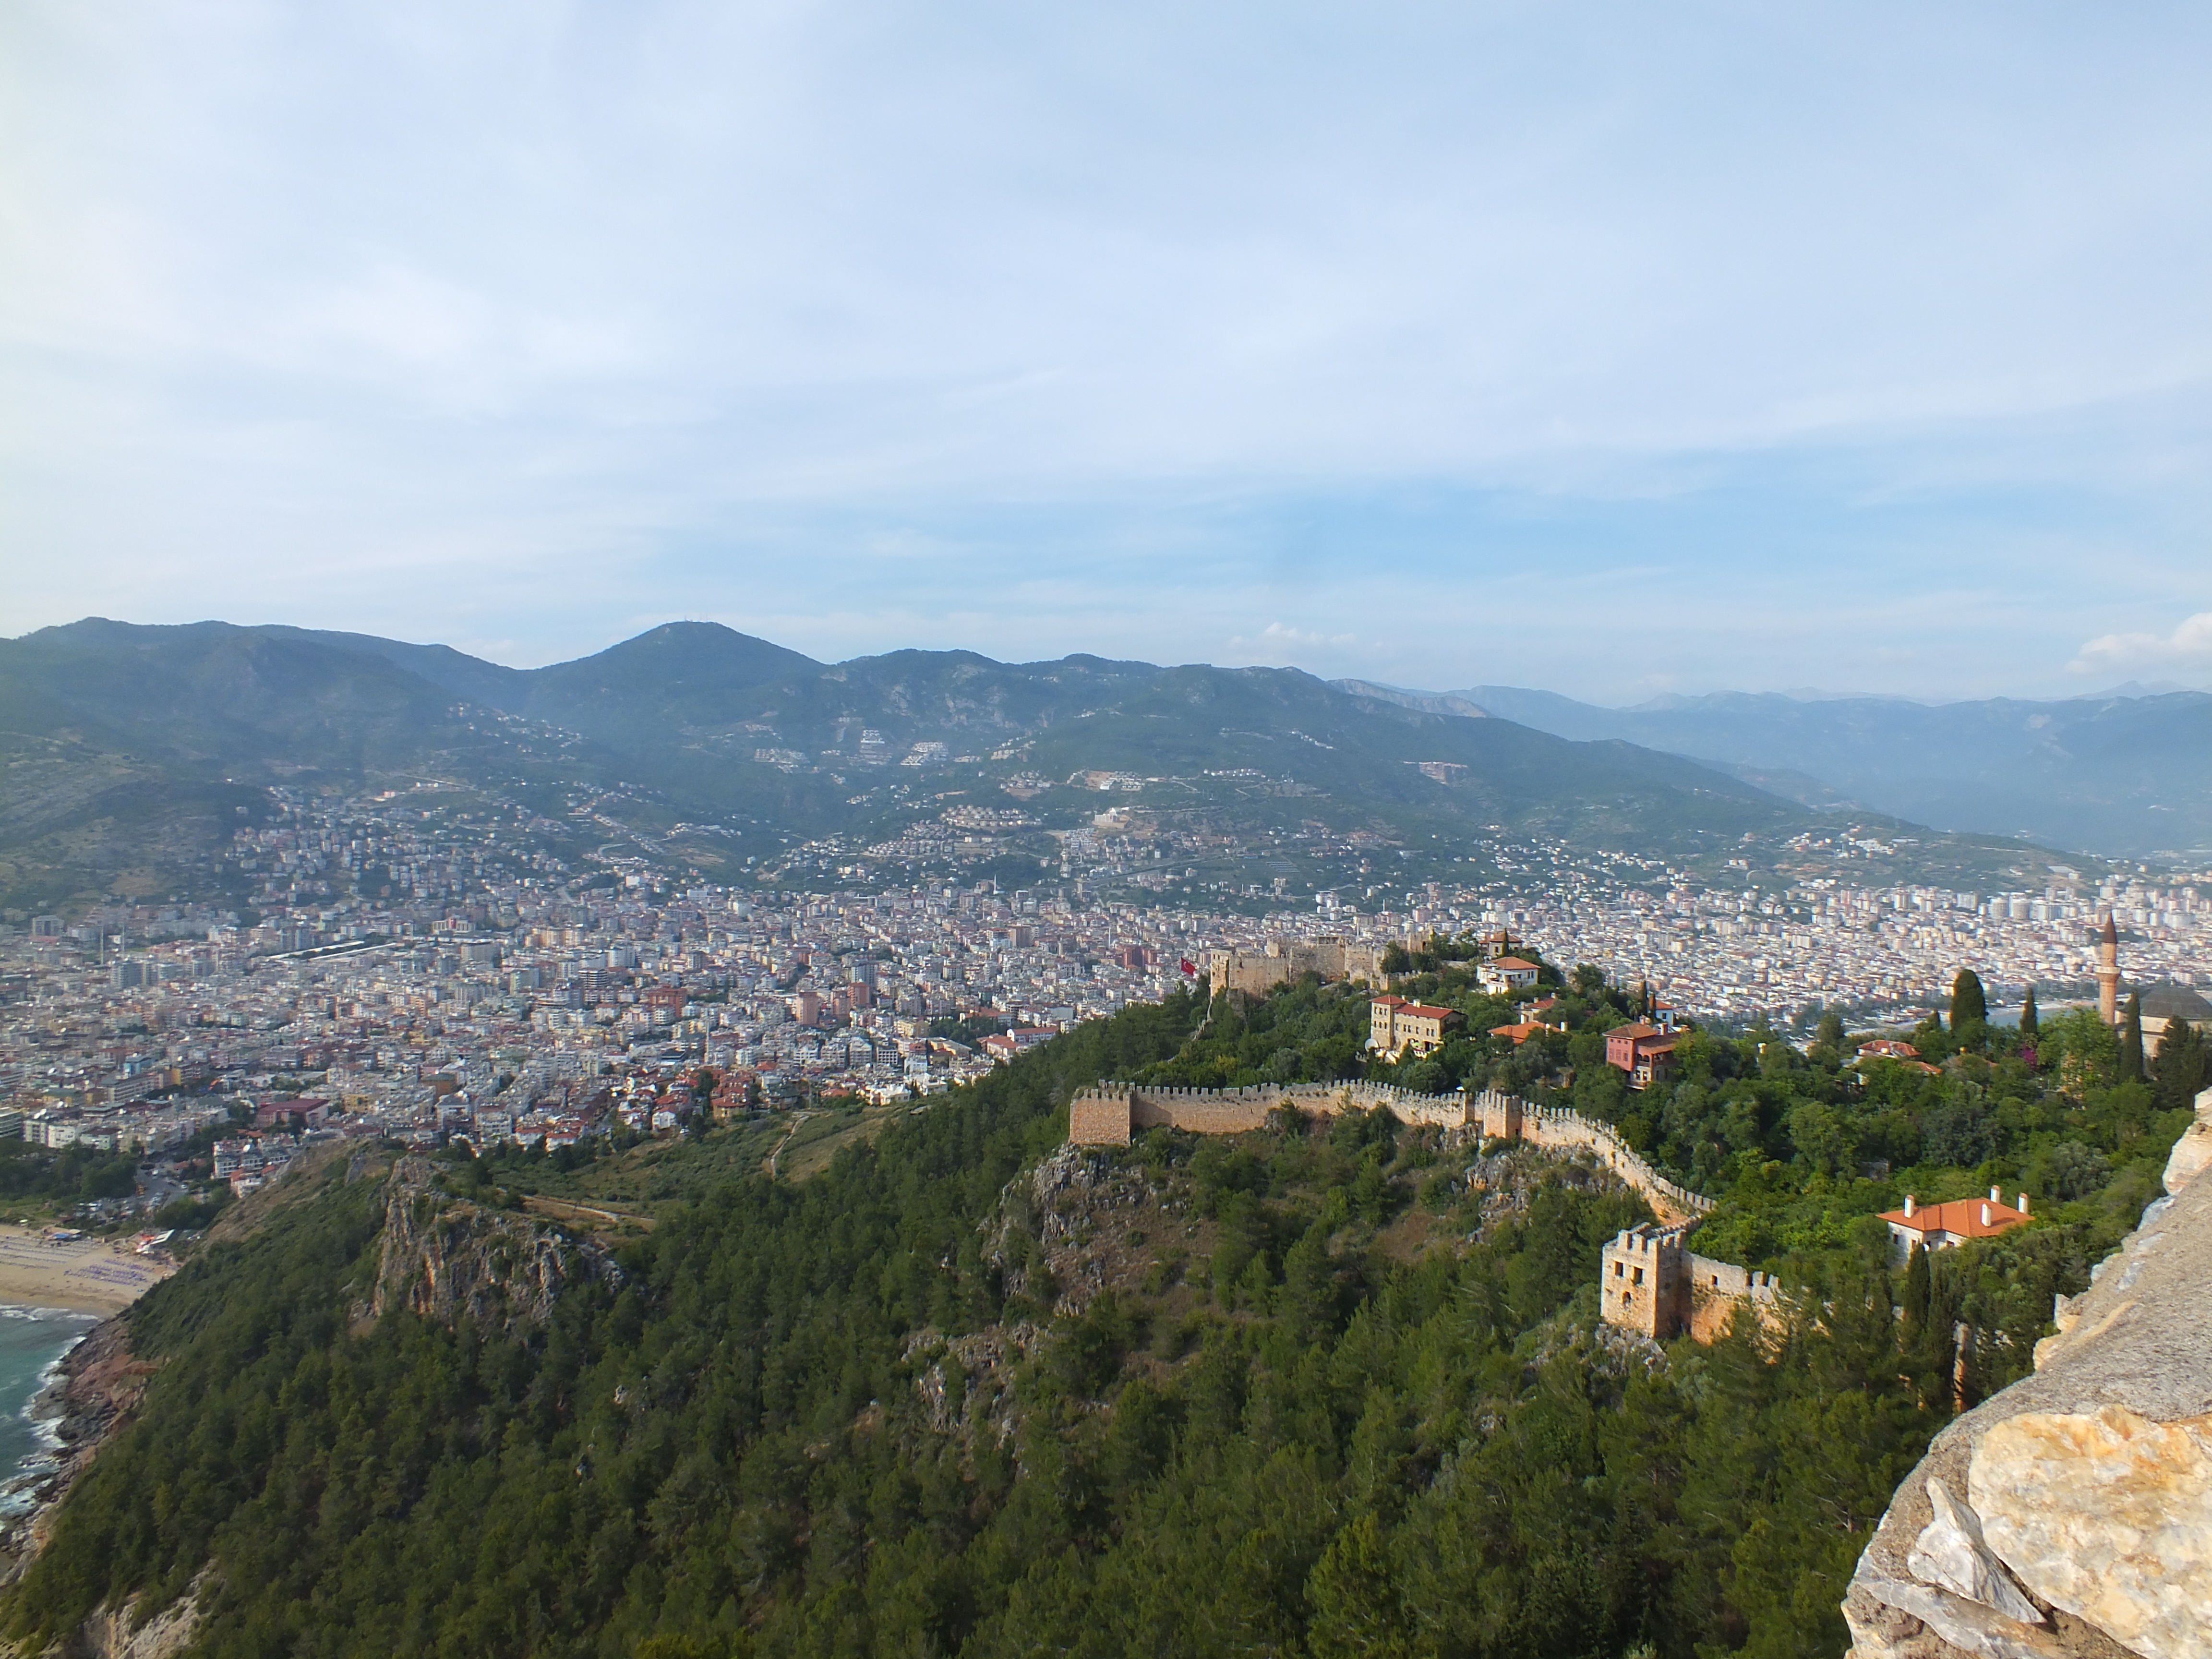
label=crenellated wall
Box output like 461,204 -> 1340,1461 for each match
1069,1082 -> 1713,1225
1069,1081 -> 1475,1146
1684,1250 -> 1784,1343
1599,1222 -> 1782,1344
1504,1095 -> 1714,1226
1064,1078 -> 1771,1344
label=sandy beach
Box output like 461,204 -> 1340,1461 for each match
0,1227 -> 172,1314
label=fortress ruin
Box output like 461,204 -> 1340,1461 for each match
1068,1081 -> 1712,1226
1204,937 -> 1389,998
1601,1222 -> 1783,1343
1067,1079 -> 1783,1339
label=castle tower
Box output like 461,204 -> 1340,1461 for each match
2096,913 -> 2120,1026
1599,1225 -> 1688,1339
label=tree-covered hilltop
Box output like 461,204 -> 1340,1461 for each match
2,974 -> 2181,1658
1174,939 -> 2191,1396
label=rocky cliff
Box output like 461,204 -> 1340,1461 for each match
1843,1091 -> 2212,1659
370,1155 -> 624,1332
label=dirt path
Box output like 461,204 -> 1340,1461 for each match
766,1111 -> 815,1179
521,1194 -> 656,1232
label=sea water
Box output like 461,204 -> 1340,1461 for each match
0,1306 -> 98,1516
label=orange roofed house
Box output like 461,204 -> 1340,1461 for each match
1477,956 -> 1542,995
1370,996 -> 1464,1058
1878,1187 -> 2032,1262
1603,1022 -> 1678,1089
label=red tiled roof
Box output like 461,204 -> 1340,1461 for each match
1879,1197 -> 2029,1239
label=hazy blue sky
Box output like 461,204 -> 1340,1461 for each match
4,1 -> 2210,701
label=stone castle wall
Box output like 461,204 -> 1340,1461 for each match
1066,1092 -> 1140,1146
1505,1096 -> 1714,1226
1600,1222 -> 1782,1344
1070,1081 -> 1474,1146
1684,1251 -> 1783,1343
1069,1081 -> 1712,1224
1069,1077 -> 1766,1347
1206,937 -> 1389,998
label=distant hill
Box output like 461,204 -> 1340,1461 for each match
0,619 -> 1823,914
1339,680 -> 2212,857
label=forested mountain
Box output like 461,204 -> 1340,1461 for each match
0,619 -> 1819,915
4,959 -> 2188,1659
1354,679 -> 2212,857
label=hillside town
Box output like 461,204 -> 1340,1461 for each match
2,784 -> 2207,1172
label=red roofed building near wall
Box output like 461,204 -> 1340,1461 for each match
1877,1187 -> 2032,1261
1370,997 -> 1463,1058
1602,1023 -> 1678,1089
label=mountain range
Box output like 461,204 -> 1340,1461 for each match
0,619 -> 1837,915
1337,679 -> 2212,858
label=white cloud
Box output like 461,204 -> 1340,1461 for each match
4,0 -> 2212,701
2069,611 -> 2212,674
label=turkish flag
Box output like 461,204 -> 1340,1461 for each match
1179,959 -> 1198,975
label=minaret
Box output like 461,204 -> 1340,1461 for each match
2096,913 -> 2120,1026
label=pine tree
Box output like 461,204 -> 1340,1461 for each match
2120,992 -> 2145,1083
1950,969 -> 1987,1030
2018,985 -> 2039,1040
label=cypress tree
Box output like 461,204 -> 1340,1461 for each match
2120,992 -> 2145,1083
1950,969 -> 1987,1030
2018,985 -> 2039,1040
2153,1015 -> 2209,1113
1902,1241 -> 1931,1341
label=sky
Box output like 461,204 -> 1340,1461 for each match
4,0 -> 2211,704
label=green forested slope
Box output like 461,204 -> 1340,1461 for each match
5,975 -> 2182,1658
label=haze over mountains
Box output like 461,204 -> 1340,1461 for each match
1338,679 -> 2212,858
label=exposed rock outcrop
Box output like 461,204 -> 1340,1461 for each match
70,1568 -> 211,1659
1843,1088 -> 2212,1659
371,1157 -> 623,1332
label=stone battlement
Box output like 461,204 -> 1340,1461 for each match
1068,1080 -> 1471,1144
1066,1078 -> 1760,1343
1599,1222 -> 1784,1344
1069,1082 -> 1714,1225
1206,937 -> 1388,998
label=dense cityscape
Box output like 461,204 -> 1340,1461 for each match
4,777 -> 2206,1189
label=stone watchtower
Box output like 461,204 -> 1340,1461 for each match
2096,912 -> 2120,1026
1600,1223 -> 1690,1339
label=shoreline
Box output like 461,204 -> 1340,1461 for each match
0,1226 -> 174,1316
0,1316 -> 147,1579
